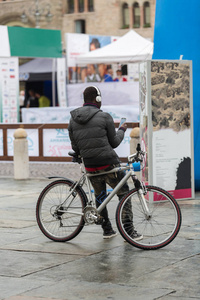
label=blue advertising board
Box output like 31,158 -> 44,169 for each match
153,0 -> 200,190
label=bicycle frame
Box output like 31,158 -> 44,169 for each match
86,166 -> 133,213
55,165 -> 132,218
55,162 -> 150,220
84,163 -> 151,218
58,147 -> 151,220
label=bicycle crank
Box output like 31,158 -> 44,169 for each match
84,206 -> 100,224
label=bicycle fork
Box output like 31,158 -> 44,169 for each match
132,175 -> 151,220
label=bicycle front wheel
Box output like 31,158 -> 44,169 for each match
36,179 -> 87,242
116,185 -> 182,250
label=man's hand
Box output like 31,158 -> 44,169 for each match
120,122 -> 127,131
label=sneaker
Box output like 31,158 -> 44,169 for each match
103,229 -> 117,239
130,230 -> 143,241
124,230 -> 143,242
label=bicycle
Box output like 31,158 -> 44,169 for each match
36,144 -> 182,250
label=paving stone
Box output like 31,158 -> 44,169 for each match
0,249 -> 83,278
0,277 -> 47,300
0,171 -> 199,300
18,279 -> 175,300
0,162 -> 80,180
5,297 -> 61,300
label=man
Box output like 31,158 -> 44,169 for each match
98,64 -> 113,82
85,64 -> 101,83
35,92 -> 51,107
26,89 -> 38,108
68,86 -> 142,240
114,69 -> 127,82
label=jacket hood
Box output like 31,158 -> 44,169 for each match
70,106 -> 100,124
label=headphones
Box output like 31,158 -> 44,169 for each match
92,86 -> 101,102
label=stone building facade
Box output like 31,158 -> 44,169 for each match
0,0 -> 156,45
0,0 -> 63,30
62,0 -> 156,41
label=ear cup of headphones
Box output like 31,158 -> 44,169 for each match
92,86 -> 101,102
96,95 -> 101,102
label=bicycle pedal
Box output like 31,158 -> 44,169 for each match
94,216 -> 104,225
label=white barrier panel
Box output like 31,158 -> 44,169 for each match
22,105 -> 139,124
5,127 -> 131,158
42,128 -> 131,158
66,81 -> 139,107
43,128 -> 71,157
7,129 -> 39,157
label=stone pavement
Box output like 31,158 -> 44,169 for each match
0,162 -> 200,300
0,162 -> 81,180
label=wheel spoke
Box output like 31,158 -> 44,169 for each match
36,180 -> 86,242
116,186 -> 181,250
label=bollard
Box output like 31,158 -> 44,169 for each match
130,127 -> 140,154
13,127 -> 29,180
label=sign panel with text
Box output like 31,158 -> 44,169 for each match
139,60 -> 194,200
0,57 -> 19,123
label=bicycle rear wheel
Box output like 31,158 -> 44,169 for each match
36,179 -> 87,242
116,185 -> 182,250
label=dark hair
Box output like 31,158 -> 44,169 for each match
90,38 -> 101,49
83,86 -> 99,103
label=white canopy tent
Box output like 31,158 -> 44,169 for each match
76,30 -> 154,65
19,57 -> 57,106
19,58 -> 54,74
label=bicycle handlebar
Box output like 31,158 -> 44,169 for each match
128,143 -> 145,163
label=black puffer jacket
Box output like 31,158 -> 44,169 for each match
68,104 -> 125,167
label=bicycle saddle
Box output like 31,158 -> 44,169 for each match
68,151 -> 77,157
68,151 -> 82,164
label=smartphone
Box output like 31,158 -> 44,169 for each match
119,117 -> 126,128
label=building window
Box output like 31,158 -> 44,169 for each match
88,0 -> 94,12
122,2 -> 129,29
133,2 -> 140,28
75,19 -> 85,33
78,0 -> 84,12
68,0 -> 74,13
143,1 -> 151,27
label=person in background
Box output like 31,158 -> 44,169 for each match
98,64 -> 113,82
19,90 -> 25,122
19,90 -> 25,107
35,92 -> 51,107
114,69 -> 127,82
69,66 -> 84,84
26,89 -> 39,108
107,68 -> 114,79
85,64 -> 101,82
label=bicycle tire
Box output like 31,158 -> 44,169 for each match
36,179 -> 87,242
116,185 -> 182,250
